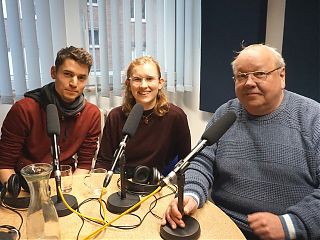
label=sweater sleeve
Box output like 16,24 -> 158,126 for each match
282,106 -> 320,239
0,103 -> 30,169
76,105 -> 101,170
184,115 -> 217,208
283,165 -> 320,239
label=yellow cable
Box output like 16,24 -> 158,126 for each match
83,186 -> 162,240
58,184 -> 163,239
99,187 -> 108,222
57,186 -> 107,225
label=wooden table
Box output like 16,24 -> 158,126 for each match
1,174 -> 245,239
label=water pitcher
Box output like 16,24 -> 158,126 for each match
21,163 -> 60,239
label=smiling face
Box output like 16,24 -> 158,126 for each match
126,62 -> 164,110
233,46 -> 286,116
51,58 -> 89,103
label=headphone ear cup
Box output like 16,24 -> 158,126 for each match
150,167 -> 161,185
7,174 -> 21,198
125,166 -> 160,194
17,171 -> 29,193
133,165 -> 151,184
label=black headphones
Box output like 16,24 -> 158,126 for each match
0,173 -> 30,209
124,165 -> 162,194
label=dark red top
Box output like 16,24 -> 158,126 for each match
0,98 -> 101,171
96,103 -> 191,174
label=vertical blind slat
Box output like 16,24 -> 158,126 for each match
110,0 -> 121,95
123,0 -> 131,70
164,0 -> 175,92
88,0 -> 97,88
21,0 -> 41,90
183,0 -> 193,91
34,0 -> 54,85
145,0 -> 156,57
176,0 -> 185,92
98,0 -> 109,96
0,1 -> 13,103
156,0 -> 165,72
134,0 -> 143,57
49,0 -> 67,54
6,0 -> 27,99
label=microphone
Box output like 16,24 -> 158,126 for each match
160,111 -> 237,240
122,103 -> 144,137
105,103 -> 144,214
103,103 -> 144,187
46,104 -> 78,217
46,104 -> 62,199
161,111 -> 237,187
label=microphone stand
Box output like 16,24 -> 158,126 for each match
106,152 -> 140,214
50,134 -> 78,217
160,164 -> 201,240
102,135 -> 128,188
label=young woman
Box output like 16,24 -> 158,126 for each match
96,56 -> 191,177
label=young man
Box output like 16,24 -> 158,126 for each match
0,46 -> 101,186
162,44 -> 320,240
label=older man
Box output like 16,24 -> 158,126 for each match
162,44 -> 320,240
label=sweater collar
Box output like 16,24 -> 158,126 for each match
242,90 -> 289,121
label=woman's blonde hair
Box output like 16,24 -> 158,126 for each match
122,55 -> 169,116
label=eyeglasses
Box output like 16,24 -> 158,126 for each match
233,66 -> 282,84
129,76 -> 160,85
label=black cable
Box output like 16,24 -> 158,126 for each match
73,183 -> 177,237
76,216 -> 85,240
74,206 -> 85,240
0,191 -> 23,240
149,184 -> 177,220
0,210 -> 22,239
75,196 -> 143,234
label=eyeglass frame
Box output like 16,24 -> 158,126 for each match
128,76 -> 160,85
233,66 -> 283,84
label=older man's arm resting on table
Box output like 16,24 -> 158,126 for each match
0,169 -> 16,185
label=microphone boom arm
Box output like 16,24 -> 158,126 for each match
103,135 -> 128,188
161,139 -> 207,187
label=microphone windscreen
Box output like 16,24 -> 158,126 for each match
201,111 -> 236,146
46,104 -> 60,136
122,103 -> 144,138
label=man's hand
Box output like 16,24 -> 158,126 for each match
161,196 -> 198,229
248,212 -> 285,240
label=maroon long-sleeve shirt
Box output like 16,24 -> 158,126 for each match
0,98 -> 101,171
96,103 -> 191,174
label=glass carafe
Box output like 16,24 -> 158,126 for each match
20,163 -> 61,239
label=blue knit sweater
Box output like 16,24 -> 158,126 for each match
185,90 -> 320,239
